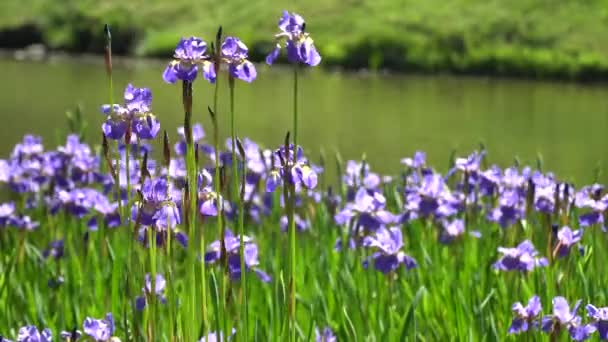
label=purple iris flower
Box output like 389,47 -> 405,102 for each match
43,239 -> 64,260
401,151 -> 426,169
494,240 -> 548,272
7,213 -> 39,231
404,173 -> 461,220
279,214 -> 310,232
0,202 -> 15,227
439,218 -> 465,243
11,135 -> 44,159
133,177 -> 180,229
334,188 -> 396,232
163,36 -> 215,84
531,172 -> 557,214
455,150 -> 485,174
542,297 -> 596,340
315,327 -> 336,342
133,177 -> 185,248
555,226 -> 582,258
343,160 -> 381,193
587,304 -> 608,339
16,326 -> 52,342
83,313 -> 114,341
265,145 -> 318,193
266,11 -> 321,66
220,37 -> 257,82
174,123 -> 206,156
198,169 -> 225,217
508,295 -> 542,334
362,226 -> 417,274
199,328 -> 235,342
101,84 -> 160,141
479,165 -> 501,196
575,185 -> 608,229
488,189 -> 524,228
135,273 -> 167,310
205,231 -> 271,282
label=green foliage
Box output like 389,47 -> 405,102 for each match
2,0 -> 608,78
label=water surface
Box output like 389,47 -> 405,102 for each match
1,57 -> 607,183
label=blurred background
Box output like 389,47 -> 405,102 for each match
1,0 -> 608,183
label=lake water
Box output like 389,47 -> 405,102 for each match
1,57 -> 608,184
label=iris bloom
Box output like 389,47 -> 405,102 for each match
266,11 -> 321,66
362,226 -> 417,274
163,37 -> 215,83
454,150 -> 485,174
221,36 -> 257,82
16,326 -> 52,342
541,297 -> 596,340
508,295 -> 542,334
439,218 -> 465,243
199,328 -> 235,342
83,313 -> 115,341
205,231 -> 271,282
135,273 -> 167,310
575,185 -> 608,229
334,187 -> 396,232
401,151 -> 426,169
587,304 -> 608,339
554,226 -> 582,258
493,240 -> 548,272
315,327 -> 336,342
101,84 -> 160,140
265,145 -> 318,193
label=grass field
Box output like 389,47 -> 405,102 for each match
2,0 -> 608,78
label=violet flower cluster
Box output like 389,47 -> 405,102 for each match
508,296 -> 608,340
101,84 -> 160,141
204,230 -> 271,282
2,313 -> 115,342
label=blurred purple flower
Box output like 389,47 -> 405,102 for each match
135,273 -> 167,310
587,304 -> 608,339
43,239 -> 64,260
334,188 -> 396,232
199,328 -> 235,342
542,297 -> 595,340
362,226 -> 417,274
315,327 -> 336,342
265,145 -> 318,193
16,326 -> 52,342
279,214 -> 310,232
266,11 -> 321,66
401,151 -> 426,169
439,218 -> 465,243
508,295 -> 542,334
83,313 -> 114,341
494,240 -> 547,272
205,231 -> 271,282
555,226 -> 582,258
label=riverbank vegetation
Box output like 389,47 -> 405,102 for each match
2,0 -> 608,79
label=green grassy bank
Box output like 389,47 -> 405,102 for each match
3,0 -> 608,79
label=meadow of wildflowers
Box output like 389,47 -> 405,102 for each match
2,11 -> 608,342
